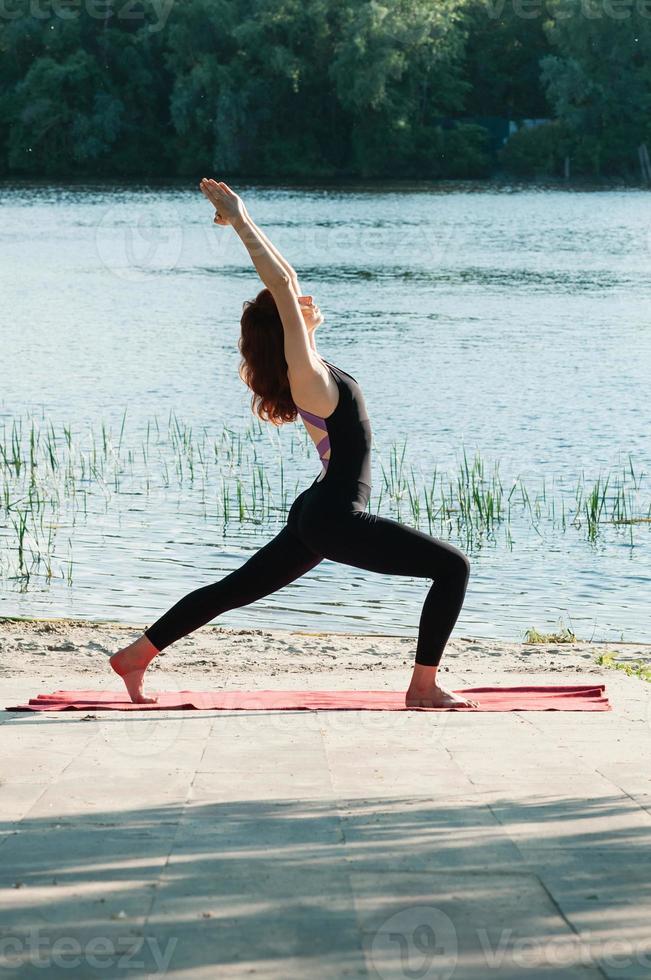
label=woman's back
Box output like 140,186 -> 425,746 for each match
295,359 -> 372,489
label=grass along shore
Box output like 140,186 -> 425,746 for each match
1,411 -> 649,588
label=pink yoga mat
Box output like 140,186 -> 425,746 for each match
5,685 -> 610,712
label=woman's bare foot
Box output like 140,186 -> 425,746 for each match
109,636 -> 160,704
405,661 -> 479,709
405,685 -> 479,709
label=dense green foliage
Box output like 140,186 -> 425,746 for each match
0,0 -> 648,178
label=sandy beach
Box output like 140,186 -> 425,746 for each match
3,616 -> 649,692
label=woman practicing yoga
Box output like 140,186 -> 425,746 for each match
110,179 -> 476,708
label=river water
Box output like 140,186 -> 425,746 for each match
1,180 -> 650,646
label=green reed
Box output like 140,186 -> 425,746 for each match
597,651 -> 651,683
524,625 -> 577,644
0,410 -> 649,588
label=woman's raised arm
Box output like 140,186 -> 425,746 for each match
200,179 -> 315,377
244,216 -> 302,296
200,179 -> 301,294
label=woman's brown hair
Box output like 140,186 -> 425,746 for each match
238,287 -> 300,426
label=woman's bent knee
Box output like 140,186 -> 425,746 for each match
445,546 -> 471,584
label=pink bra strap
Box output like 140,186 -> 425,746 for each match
296,407 -> 327,430
316,435 -> 330,457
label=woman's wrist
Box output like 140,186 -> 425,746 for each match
231,213 -> 250,234
232,214 -> 289,285
244,215 -> 298,289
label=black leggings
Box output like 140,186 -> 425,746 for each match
144,479 -> 470,666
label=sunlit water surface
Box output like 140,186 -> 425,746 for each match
1,180 -> 650,647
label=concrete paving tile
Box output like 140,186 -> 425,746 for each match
131,921 -> 366,979
526,699 -> 648,727
520,842 -> 651,874
207,713 -> 327,736
191,769 -> 334,803
197,744 -> 329,774
335,796 -> 521,872
173,802 -> 343,851
72,739 -> 209,772
143,856 -> 365,978
555,751 -> 651,776
487,793 -> 651,848
22,773 -> 193,822
593,766 -> 651,797
318,712 -> 453,739
0,824 -> 178,889
328,761 -> 475,799
0,741 -> 95,776
324,745 -> 451,771
0,669 -> 648,978
0,724 -> 95,748
459,770 -> 625,796
350,870 -> 603,978
502,840 -> 651,879
0,909 -> 166,979
450,752 -> 590,775
534,869 -> 651,979
151,854 -> 354,908
86,712 -> 215,752
0,783 -> 51,823
0,876 -> 158,926
625,792 -> 651,817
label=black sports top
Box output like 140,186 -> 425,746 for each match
295,359 -> 372,489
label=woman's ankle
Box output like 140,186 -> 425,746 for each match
112,635 -> 160,667
407,662 -> 438,691
134,634 -> 160,663
138,634 -> 160,655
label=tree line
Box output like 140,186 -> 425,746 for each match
0,0 -> 649,180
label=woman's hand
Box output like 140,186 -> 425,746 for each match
205,180 -> 291,290
199,178 -> 248,227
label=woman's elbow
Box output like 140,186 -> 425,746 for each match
268,271 -> 291,292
